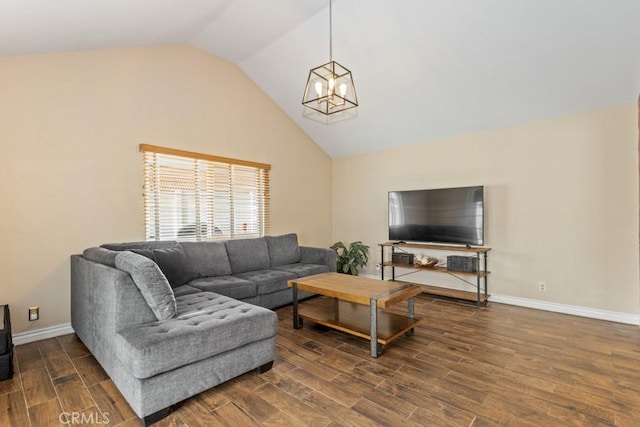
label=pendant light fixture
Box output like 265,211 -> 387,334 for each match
302,0 -> 358,116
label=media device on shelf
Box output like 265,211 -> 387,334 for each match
388,185 -> 484,246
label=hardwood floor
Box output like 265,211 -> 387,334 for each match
2,295 -> 640,426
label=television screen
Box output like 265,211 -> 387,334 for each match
388,186 -> 484,246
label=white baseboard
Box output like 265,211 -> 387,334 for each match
489,294 -> 640,325
12,323 -> 74,346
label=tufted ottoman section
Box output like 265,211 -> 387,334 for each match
115,292 -> 277,379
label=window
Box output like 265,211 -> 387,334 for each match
140,144 -> 270,241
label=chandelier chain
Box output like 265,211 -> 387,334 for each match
329,0 -> 333,62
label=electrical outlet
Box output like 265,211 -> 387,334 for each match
538,282 -> 547,292
375,264 -> 381,271
29,306 -> 39,321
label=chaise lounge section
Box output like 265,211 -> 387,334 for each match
70,233 -> 336,424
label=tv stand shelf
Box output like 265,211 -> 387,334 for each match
379,242 -> 491,306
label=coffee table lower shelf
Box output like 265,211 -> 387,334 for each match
297,299 -> 420,346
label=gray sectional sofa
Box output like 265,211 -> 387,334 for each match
70,233 -> 336,425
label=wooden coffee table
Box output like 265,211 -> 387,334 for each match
287,273 -> 422,357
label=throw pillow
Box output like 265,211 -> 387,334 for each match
152,244 -> 196,287
115,251 -> 176,321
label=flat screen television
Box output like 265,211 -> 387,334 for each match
388,186 -> 484,246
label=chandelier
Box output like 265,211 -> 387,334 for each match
302,0 -> 358,116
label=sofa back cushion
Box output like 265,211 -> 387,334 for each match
181,242 -> 232,277
115,251 -> 177,321
225,238 -> 270,274
266,234 -> 301,267
101,241 -> 177,251
151,244 -> 197,287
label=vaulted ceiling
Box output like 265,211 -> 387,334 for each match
2,0 -> 639,157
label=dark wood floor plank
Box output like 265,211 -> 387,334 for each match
262,368 -> 315,398
286,367 -> 360,407
41,349 -> 76,380
53,373 -> 95,413
36,338 -> 63,354
341,341 -> 410,371
21,368 -> 56,407
0,391 -> 30,426
615,412 -> 640,427
277,322 -> 344,353
300,391 -> 380,427
87,380 -> 136,425
228,371 -> 268,392
174,398 -> 235,427
314,348 -> 386,387
188,386 -> 230,413
260,409 -> 305,426
0,371 -> 21,397
57,334 -> 90,359
409,405 -> 474,427
27,398 -> 62,427
389,380 -> 476,427
334,373 -> 426,423
352,397 -> 421,426
219,379 -> 279,423
72,354 -> 109,387
15,342 -> 44,373
276,345 -> 341,380
256,383 -> 332,426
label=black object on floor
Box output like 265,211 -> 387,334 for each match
0,304 -> 14,381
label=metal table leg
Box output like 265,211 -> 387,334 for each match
292,282 -> 302,329
405,297 -> 415,336
370,297 -> 380,357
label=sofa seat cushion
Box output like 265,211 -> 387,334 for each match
235,269 -> 296,295
115,292 -> 277,379
188,276 -> 257,300
272,263 -> 329,278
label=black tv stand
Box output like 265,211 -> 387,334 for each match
379,241 -> 491,306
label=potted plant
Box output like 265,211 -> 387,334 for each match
330,241 -> 370,276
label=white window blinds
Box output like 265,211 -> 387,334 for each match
140,144 -> 270,241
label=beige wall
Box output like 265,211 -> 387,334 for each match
0,45 -> 332,333
1,43 -> 636,334
333,103 -> 639,315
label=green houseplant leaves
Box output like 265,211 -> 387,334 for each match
330,241 -> 370,276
